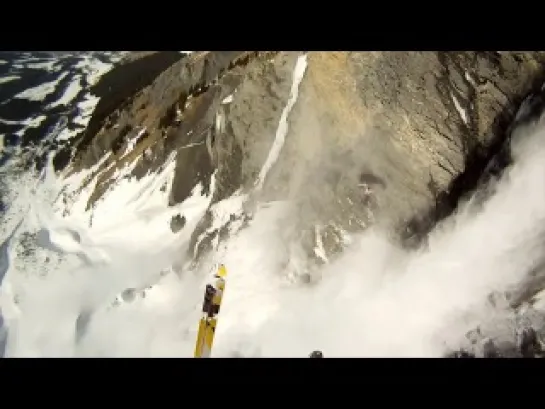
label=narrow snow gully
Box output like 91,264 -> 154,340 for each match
254,54 -> 308,191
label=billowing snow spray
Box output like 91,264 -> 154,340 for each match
194,264 -> 227,358
193,263 -> 325,358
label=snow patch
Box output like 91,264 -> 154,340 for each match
123,127 -> 146,157
0,115 -> 46,130
192,193 -> 247,259
55,153 -> 114,218
0,118 -> 22,126
222,94 -> 234,104
48,76 -> 83,109
0,76 -> 20,85
313,225 -> 328,263
533,289 -> 545,311
465,71 -> 478,88
14,72 -> 68,101
75,56 -> 114,87
24,61 -> 58,71
73,93 -> 100,128
215,111 -> 224,135
180,141 -> 205,150
450,92 -> 468,125
14,115 -> 48,137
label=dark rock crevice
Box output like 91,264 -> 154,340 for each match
401,56 -> 545,249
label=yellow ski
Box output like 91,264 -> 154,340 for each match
194,264 -> 227,358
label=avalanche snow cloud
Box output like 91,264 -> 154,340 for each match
0,117 -> 543,357
2,53 -> 545,357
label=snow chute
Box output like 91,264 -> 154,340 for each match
194,264 -> 227,358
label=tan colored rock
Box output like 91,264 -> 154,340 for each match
261,52 -> 545,261
64,51 -> 545,264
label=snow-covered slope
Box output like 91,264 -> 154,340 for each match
2,52 -> 545,357
0,52 -> 126,148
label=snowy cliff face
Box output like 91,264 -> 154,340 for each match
59,51 -> 545,267
2,51 -> 545,357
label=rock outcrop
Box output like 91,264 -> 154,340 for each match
52,51 -> 186,172
60,51 -> 545,268
268,52 -> 545,256
445,302 -> 545,358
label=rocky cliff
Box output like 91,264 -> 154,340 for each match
57,51 -> 545,273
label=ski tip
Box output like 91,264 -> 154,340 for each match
216,264 -> 227,278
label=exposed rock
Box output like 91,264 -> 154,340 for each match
0,309 -> 7,357
53,51 -> 186,172
75,308 -> 93,344
121,288 -> 136,303
188,52 -> 300,256
119,51 -> 160,64
170,214 -> 186,233
63,52 -> 272,212
66,51 -> 545,268
445,299 -> 545,358
447,324 -> 545,358
264,52 -> 545,259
